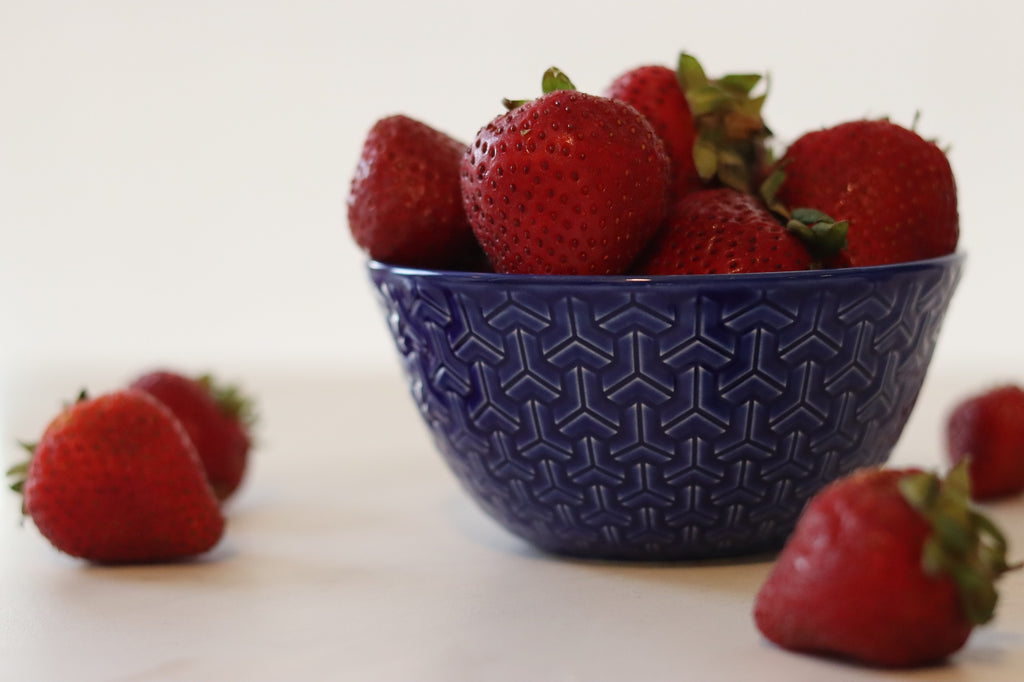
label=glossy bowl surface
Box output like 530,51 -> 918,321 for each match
369,253 -> 964,560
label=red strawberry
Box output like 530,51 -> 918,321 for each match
347,114 -> 479,269
774,118 -> 958,267
946,385 -> 1024,500
754,465 -> 1016,668
460,70 -> 671,275
632,188 -> 816,275
605,54 -> 772,199
9,390 -> 225,563
130,370 -> 255,502
605,64 -> 701,198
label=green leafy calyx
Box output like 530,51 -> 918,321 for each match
197,374 -> 257,428
678,52 -> 771,194
760,166 -> 847,262
6,442 -> 34,494
7,390 -> 89,496
899,461 -> 1021,625
785,208 -> 848,262
503,67 -> 577,110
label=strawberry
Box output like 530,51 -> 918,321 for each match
130,369 -> 255,502
754,465 -> 1016,668
946,385 -> 1024,500
604,64 -> 701,198
347,114 -> 479,269
9,390 -> 225,563
772,118 -> 958,267
631,187 -> 820,275
604,54 -> 772,200
460,68 -> 671,275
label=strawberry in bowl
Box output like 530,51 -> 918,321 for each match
347,54 -> 964,559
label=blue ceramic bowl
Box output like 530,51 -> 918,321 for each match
369,253 -> 965,560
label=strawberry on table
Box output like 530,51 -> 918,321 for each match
130,369 -> 256,502
754,465 -> 1016,668
773,118 -> 958,267
347,114 -> 479,269
9,390 -> 225,564
460,68 -> 671,276
631,187 -> 824,275
946,384 -> 1024,501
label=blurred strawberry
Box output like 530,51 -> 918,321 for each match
755,465 -> 1016,667
9,390 -> 225,563
947,385 -> 1024,500
130,370 -> 255,502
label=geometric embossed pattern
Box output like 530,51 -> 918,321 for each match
369,254 -> 964,560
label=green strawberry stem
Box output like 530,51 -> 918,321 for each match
7,391 -> 88,495
8,442 -> 36,523
677,52 -> 771,194
899,461 -> 1021,625
197,374 -> 257,427
5,443 -> 33,493
759,165 -> 789,216
502,67 -> 577,110
541,67 -> 576,94
759,167 -> 847,262
785,208 -> 848,262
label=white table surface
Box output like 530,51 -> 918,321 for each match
3,363 -> 1024,681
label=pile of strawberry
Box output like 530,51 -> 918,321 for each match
346,53 -> 958,275
343,51 -> 1024,670
7,369 -> 255,564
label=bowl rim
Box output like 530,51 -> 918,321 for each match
368,251 -> 965,285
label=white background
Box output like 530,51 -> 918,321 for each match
2,0 -> 1022,378
4,7 -> 1024,679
